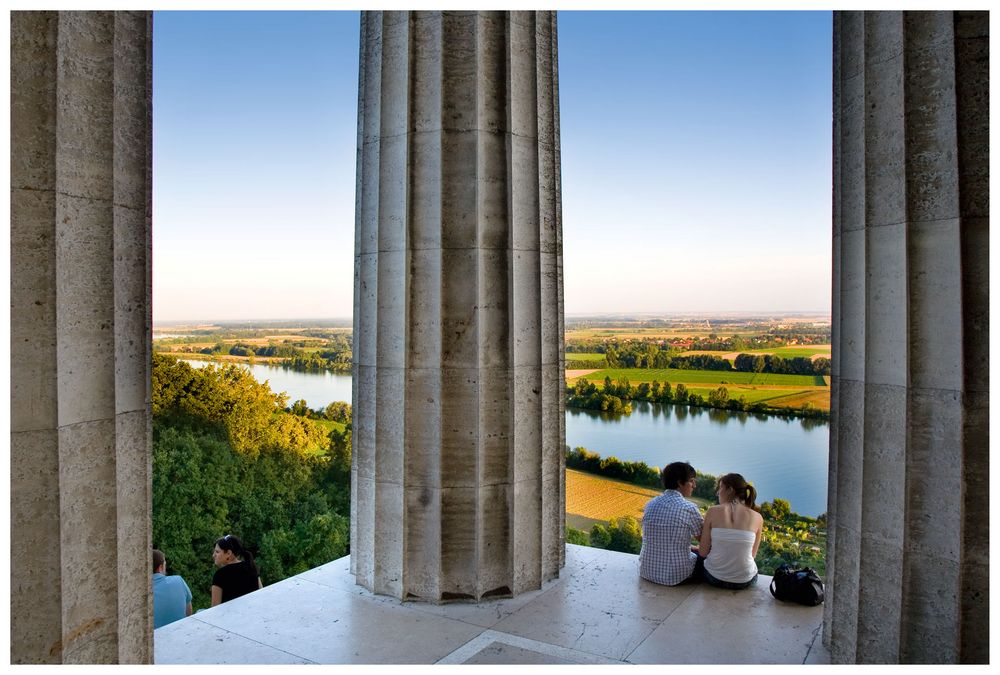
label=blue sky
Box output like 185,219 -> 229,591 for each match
152,10 -> 832,322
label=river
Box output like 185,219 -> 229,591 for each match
182,359 -> 829,516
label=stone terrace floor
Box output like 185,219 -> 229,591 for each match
154,544 -> 829,665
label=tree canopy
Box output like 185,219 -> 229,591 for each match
152,354 -> 351,609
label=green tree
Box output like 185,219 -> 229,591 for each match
322,401 -> 352,423
761,498 -> 792,521
674,383 -> 688,403
290,399 -> 310,417
708,386 -> 730,407
606,515 -> 643,554
590,523 -> 611,549
152,424 -> 242,609
258,512 -> 350,580
151,353 -> 353,610
589,517 -> 642,554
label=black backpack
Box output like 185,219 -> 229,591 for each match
769,564 -> 824,606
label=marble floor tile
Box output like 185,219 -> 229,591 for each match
154,549 -> 824,665
549,547 -> 697,622
626,575 -> 823,664
461,641 -> 578,664
437,629 -> 622,665
154,617 -> 312,664
172,576 -> 484,664
490,557 -> 681,664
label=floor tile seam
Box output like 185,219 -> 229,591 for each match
620,584 -> 700,662
434,630 -> 504,664
164,615 -> 319,664
491,628 -> 623,665
476,573 -> 571,628
801,620 -> 824,664
461,628 -> 626,665
573,613 -> 663,663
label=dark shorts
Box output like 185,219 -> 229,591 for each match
703,569 -> 758,590
679,553 -> 706,584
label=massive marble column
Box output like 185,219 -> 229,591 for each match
10,11 -> 153,663
351,11 -> 565,601
826,11 -> 988,663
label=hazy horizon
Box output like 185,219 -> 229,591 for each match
153,308 -> 832,327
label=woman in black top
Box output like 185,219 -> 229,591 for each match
211,534 -> 262,606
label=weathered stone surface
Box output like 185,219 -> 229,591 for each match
59,418 -> 120,663
10,429 -> 62,663
10,188 -> 58,432
829,10 -> 988,664
10,10 -> 152,664
115,410 -> 153,664
352,11 -> 564,602
907,219 -> 963,390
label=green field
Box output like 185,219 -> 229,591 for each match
739,346 -> 831,358
575,368 -> 827,388
566,352 -> 607,363
681,386 -> 804,405
681,345 -> 831,360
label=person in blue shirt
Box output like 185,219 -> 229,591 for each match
153,548 -> 193,628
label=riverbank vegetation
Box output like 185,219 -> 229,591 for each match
566,372 -> 830,419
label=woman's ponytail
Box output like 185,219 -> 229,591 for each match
242,548 -> 258,576
719,473 -> 757,510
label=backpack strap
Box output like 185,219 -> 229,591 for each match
769,577 -> 779,599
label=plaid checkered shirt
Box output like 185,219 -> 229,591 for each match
639,489 -> 704,586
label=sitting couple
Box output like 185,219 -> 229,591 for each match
639,461 -> 762,590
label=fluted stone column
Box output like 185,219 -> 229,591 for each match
351,10 -> 565,601
826,11 -> 988,663
11,11 -> 153,663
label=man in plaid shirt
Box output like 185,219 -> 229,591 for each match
639,461 -> 705,585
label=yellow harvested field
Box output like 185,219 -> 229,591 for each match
565,468 -> 661,532
158,352 -> 284,364
565,369 -> 598,380
762,389 -> 831,411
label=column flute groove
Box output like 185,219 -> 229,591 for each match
828,10 -> 988,663
353,10 -> 564,602
11,10 -> 153,663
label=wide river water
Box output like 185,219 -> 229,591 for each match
183,359 -> 829,516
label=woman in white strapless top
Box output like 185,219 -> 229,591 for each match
698,473 -> 763,590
